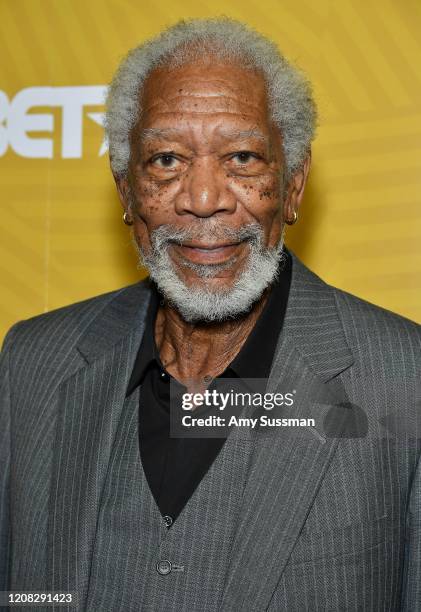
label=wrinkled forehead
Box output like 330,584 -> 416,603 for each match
138,59 -> 271,124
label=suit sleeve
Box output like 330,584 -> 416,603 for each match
402,448 -> 421,610
0,324 -> 20,592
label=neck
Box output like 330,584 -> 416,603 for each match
154,292 -> 269,389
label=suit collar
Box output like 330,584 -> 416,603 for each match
76,280 -> 152,365
280,250 -> 354,382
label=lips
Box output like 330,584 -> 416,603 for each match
171,241 -> 243,264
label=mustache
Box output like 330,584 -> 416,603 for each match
149,222 -> 265,253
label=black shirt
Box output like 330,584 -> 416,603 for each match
126,249 -> 292,526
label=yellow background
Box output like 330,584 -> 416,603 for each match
1,0 -> 420,341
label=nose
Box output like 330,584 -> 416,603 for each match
175,157 -> 237,217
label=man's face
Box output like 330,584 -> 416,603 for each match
118,59 -> 291,289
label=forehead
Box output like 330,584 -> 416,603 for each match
136,60 -> 272,137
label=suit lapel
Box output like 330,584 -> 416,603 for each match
46,282 -> 151,606
221,253 -> 355,611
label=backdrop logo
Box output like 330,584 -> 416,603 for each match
0,86 -> 108,159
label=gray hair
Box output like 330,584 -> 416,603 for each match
105,17 -> 317,180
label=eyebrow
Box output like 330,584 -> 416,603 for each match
139,128 -> 180,141
218,128 -> 268,142
138,127 -> 268,143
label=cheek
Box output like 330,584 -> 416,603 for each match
131,180 -> 181,251
133,179 -> 184,251
228,176 -> 284,249
133,179 -> 180,220
229,175 -> 283,221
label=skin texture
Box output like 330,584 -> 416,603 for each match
115,57 -> 310,389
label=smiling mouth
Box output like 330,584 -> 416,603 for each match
170,241 -> 244,265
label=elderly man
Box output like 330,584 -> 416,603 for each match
1,17 -> 420,612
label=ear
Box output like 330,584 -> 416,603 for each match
113,174 -> 131,213
283,151 -> 311,222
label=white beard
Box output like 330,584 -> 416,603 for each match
135,221 -> 286,323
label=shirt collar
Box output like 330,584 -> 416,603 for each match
126,248 -> 292,395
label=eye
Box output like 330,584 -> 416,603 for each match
230,151 -> 260,164
225,150 -> 265,175
150,153 -> 180,168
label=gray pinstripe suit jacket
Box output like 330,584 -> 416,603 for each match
1,252 -> 420,611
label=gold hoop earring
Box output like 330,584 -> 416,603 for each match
123,211 -> 133,226
285,210 -> 298,225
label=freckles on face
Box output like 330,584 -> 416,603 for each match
225,174 -> 284,243
130,174 -> 176,220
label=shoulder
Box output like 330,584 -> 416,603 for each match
326,280 -> 420,381
331,284 -> 420,349
1,280 -> 150,359
290,251 -> 420,366
291,251 -> 420,340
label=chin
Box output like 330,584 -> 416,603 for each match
180,274 -> 237,292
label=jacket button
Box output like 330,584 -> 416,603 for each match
156,559 -> 172,575
163,515 -> 173,528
